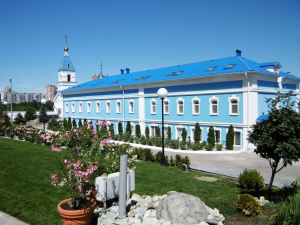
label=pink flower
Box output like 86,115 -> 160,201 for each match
86,188 -> 93,196
51,146 -> 62,152
94,121 -> 102,126
73,128 -> 77,132
77,185 -> 82,192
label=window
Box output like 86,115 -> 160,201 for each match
116,101 -> 121,113
224,64 -> 236,69
129,100 -> 134,113
166,71 -> 184,77
106,101 -> 111,113
192,97 -> 200,115
151,99 -> 156,114
96,101 -> 100,113
163,125 -> 170,138
229,96 -> 239,115
234,131 -> 241,146
215,130 -> 221,143
67,74 -> 71,82
135,75 -> 151,80
205,66 -> 217,71
150,125 -> 157,137
164,99 -> 170,114
177,98 -> 184,115
176,126 -> 186,140
111,79 -> 124,83
131,123 -> 135,135
65,103 -> 69,113
209,96 -> 219,115
87,102 -> 91,113
79,102 -> 82,113
71,102 -> 75,112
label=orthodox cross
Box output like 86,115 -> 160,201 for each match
100,62 -> 103,74
65,35 -> 68,46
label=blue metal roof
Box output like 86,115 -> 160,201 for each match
61,55 -> 299,93
257,115 -> 269,121
58,55 -> 76,72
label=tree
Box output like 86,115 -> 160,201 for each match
194,122 -> 201,143
135,124 -> 141,138
72,119 -> 77,128
155,126 -> 161,137
226,125 -> 234,150
167,126 -> 172,140
14,113 -> 25,125
4,116 -> 11,127
182,127 -> 187,142
38,105 -> 49,124
145,126 -> 150,138
47,118 -> 61,131
109,123 -> 115,139
126,121 -> 132,135
67,117 -> 72,130
118,122 -> 123,135
248,92 -> 300,191
63,118 -> 68,129
207,126 -> 215,148
25,108 -> 36,122
78,118 -> 82,128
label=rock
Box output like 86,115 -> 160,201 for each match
199,222 -> 209,225
144,209 -> 157,219
127,217 -> 143,225
157,193 -> 209,225
166,191 -> 177,196
134,207 -> 148,216
141,195 -> 147,199
206,218 -> 218,225
132,193 -> 142,201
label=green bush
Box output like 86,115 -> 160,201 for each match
226,125 -> 234,150
206,143 -> 214,151
180,141 -> 187,150
194,122 -> 201,143
170,139 -> 180,149
155,151 -> 162,163
47,118 -> 61,131
182,128 -> 187,142
140,135 -> 146,145
126,121 -> 132,135
135,124 -> 141,138
216,143 -> 223,151
145,126 -> 150,138
145,149 -> 154,162
167,126 -> 172,140
207,126 -> 215,148
182,156 -> 190,169
118,122 -> 123,136
14,113 -> 25,125
237,193 -> 262,216
238,169 -> 265,191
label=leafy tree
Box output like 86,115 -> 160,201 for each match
194,122 -> 201,143
207,126 -> 215,148
182,127 -> 187,142
118,122 -> 123,135
145,126 -> 150,138
135,124 -> 141,138
167,126 -> 172,140
226,125 -> 234,150
4,116 -> 11,127
38,105 -> 49,124
25,108 -> 36,121
155,126 -> 161,137
72,119 -> 77,128
14,113 -> 26,125
126,121 -> 132,135
248,92 -> 300,191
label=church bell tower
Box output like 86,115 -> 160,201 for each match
57,35 -> 77,91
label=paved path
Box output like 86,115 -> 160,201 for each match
0,211 -> 29,225
122,142 -> 300,188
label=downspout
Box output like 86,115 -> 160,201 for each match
245,72 -> 249,150
120,85 -> 125,134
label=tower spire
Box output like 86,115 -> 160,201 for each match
100,62 -> 103,74
64,34 -> 69,54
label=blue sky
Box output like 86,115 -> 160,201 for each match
0,0 -> 299,94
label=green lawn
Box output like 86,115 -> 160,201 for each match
0,137 -> 240,224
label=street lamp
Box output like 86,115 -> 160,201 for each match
9,78 -> 13,124
41,98 -> 47,131
157,88 -> 168,166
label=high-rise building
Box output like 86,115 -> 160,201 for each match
45,85 -> 57,102
3,87 -> 12,93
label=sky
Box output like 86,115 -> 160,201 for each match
0,0 -> 300,94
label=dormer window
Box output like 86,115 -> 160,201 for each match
67,64 -> 70,68
206,66 -> 217,71
224,64 -> 236,69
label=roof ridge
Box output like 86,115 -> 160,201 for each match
236,56 -> 253,71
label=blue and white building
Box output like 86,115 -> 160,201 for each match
55,46 -> 300,150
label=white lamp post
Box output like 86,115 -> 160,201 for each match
157,88 -> 168,166
9,78 -> 13,124
41,98 -> 47,131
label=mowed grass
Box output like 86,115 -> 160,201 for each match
0,138 -> 240,224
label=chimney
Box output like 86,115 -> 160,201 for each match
126,68 -> 130,74
120,69 -> 124,74
236,49 -> 242,57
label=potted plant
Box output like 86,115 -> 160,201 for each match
51,121 -> 110,225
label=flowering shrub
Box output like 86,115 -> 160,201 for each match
51,120 -> 134,209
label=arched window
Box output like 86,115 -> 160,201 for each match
67,74 -> 71,82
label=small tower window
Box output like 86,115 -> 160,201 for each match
67,74 -> 71,82
67,64 -> 70,68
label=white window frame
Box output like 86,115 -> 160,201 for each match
228,95 -> 239,115
131,122 -> 135,135
164,98 -> 170,115
96,101 -> 100,113
209,96 -> 219,115
106,101 -> 111,113
163,124 -> 171,138
175,125 -> 186,140
190,127 -> 203,142
129,100 -> 134,114
192,97 -> 200,115
87,102 -> 91,113
177,98 -> 184,115
150,99 -> 157,114
71,102 -> 75,112
150,124 -> 158,137
116,100 -> 121,114
234,130 -> 242,147
214,128 -> 221,144
79,102 -> 82,113
65,102 -> 69,113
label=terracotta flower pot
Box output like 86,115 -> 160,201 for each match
57,198 -> 97,225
